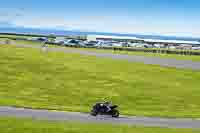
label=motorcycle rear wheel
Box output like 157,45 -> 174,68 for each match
112,110 -> 119,118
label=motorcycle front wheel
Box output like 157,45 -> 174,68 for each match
90,110 -> 98,116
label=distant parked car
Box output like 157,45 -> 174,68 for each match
112,43 -> 122,47
153,44 -> 163,48
64,39 -> 81,47
192,47 -> 200,50
84,41 -> 98,47
128,43 -> 139,47
168,46 -> 176,49
75,40 -> 85,47
135,43 -> 150,48
96,41 -> 109,47
37,37 -> 48,42
54,39 -> 65,45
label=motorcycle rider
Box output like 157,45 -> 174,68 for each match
104,101 -> 112,112
99,100 -> 112,112
91,101 -> 119,117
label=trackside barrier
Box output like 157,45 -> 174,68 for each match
1,37 -> 200,56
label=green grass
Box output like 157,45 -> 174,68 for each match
34,41 -> 200,62
14,40 -> 44,45
1,45 -> 200,118
0,117 -> 199,133
0,38 -> 43,46
1,36 -> 200,62
57,46 -> 200,62
0,34 -> 30,39
0,34 -> 46,39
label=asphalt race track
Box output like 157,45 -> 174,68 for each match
2,43 -> 200,70
1,43 -> 200,129
0,106 -> 200,129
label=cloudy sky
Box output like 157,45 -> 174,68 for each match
0,0 -> 200,37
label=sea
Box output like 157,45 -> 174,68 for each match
0,27 -> 199,42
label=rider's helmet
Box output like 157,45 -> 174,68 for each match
105,101 -> 109,104
100,103 -> 104,107
104,101 -> 111,105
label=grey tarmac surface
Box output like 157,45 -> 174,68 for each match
0,106 -> 200,129
1,44 -> 200,128
2,43 -> 200,70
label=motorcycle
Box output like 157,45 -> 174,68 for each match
90,103 -> 120,118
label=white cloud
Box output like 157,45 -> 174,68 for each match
1,12 -> 200,38
0,8 -> 24,22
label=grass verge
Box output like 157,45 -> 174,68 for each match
1,36 -> 200,62
0,45 -> 200,118
55,46 -> 200,62
0,117 -> 199,133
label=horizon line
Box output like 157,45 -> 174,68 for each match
0,26 -> 200,39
